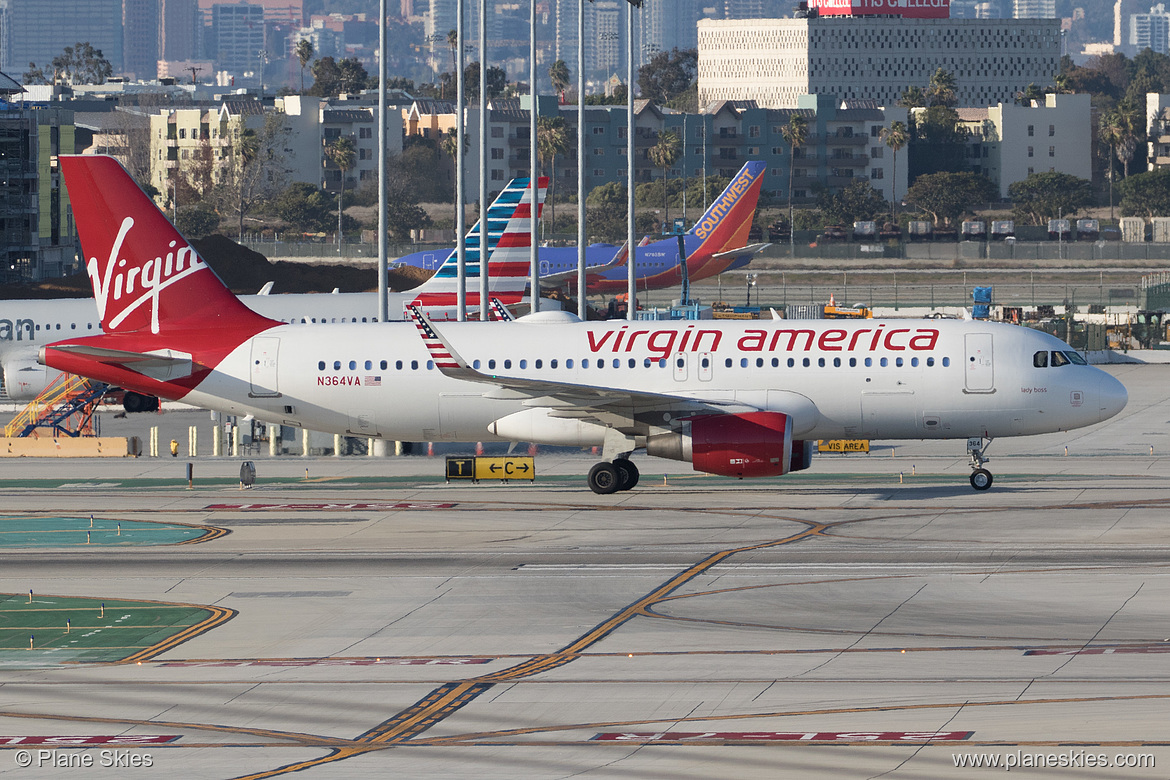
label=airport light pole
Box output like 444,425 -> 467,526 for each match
377,0 -> 387,323
625,0 -> 642,321
577,0 -> 586,319
456,0 -> 466,320
479,0 -> 489,320
529,0 -> 539,314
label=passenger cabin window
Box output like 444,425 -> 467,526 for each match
1034,350 -> 1048,368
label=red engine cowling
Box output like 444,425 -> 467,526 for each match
646,412 -> 816,479
690,412 -> 793,478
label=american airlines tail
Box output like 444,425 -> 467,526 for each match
408,176 -> 548,314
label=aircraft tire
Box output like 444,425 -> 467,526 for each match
970,468 -> 993,491
123,392 -> 145,413
588,462 -> 621,495
612,458 -> 639,491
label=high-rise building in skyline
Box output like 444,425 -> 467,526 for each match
0,0 -> 124,76
160,0 -> 202,62
211,2 -> 265,75
1012,0 -> 1056,18
1130,3 -> 1170,53
123,0 -> 160,80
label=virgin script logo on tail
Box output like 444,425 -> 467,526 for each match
88,216 -> 208,334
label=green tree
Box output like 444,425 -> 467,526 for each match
36,42 -> 113,85
440,130 -> 468,229
463,61 -> 507,101
295,38 -> 314,94
816,180 -> 889,226
175,204 -> 220,239
637,47 -> 697,105
549,59 -> 571,99
1007,171 -> 1092,225
1119,168 -> 1170,217
897,85 -> 926,108
879,120 -> 908,224
326,136 -> 357,247
386,198 -> 433,240
1014,82 -> 1047,105
447,28 -> 458,76
926,68 -> 958,107
216,113 -> 291,239
309,56 -> 368,96
272,182 -> 335,233
648,129 -> 682,227
537,116 -> 572,226
909,105 -> 969,180
781,114 -> 809,247
586,182 -> 657,241
905,171 -> 996,226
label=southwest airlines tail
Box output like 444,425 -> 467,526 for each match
409,176 -> 547,313
687,161 -> 766,257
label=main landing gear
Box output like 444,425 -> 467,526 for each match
967,437 -> 993,491
588,458 -> 640,495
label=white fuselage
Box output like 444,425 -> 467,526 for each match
177,318 -> 1127,445
2,293 -> 388,398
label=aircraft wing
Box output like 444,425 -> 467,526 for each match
40,344 -> 197,381
539,240 -> 632,286
711,242 -> 771,260
406,306 -> 753,431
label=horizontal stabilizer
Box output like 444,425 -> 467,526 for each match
711,242 -> 771,260
43,344 -> 197,381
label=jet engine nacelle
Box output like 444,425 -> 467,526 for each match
2,352 -> 52,401
646,411 -> 812,478
487,408 -> 608,446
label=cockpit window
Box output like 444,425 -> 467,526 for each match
1051,351 -> 1069,367
1064,350 -> 1087,365
1033,350 -> 1048,368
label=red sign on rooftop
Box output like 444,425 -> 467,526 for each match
809,0 -> 950,18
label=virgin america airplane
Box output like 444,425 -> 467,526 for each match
42,156 -> 1127,493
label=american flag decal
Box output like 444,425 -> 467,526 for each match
364,376 -> 382,386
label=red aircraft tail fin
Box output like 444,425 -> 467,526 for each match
60,155 -> 273,336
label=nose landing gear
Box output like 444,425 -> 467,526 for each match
967,437 -> 993,491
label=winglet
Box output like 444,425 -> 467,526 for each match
488,297 -> 515,322
406,304 -> 481,381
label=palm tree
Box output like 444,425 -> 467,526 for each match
897,86 -> 926,108
926,68 -> 957,107
780,114 -> 808,254
549,59 -> 571,101
295,38 -> 314,94
1099,109 -> 1123,221
326,136 -> 356,252
879,120 -> 908,226
648,129 -> 682,228
537,116 -> 571,229
447,28 -> 458,76
441,130 -> 468,231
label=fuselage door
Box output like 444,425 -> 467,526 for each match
964,333 -> 995,393
249,336 -> 280,398
673,351 -> 688,382
698,351 -> 713,382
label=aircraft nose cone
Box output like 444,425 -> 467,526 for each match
1098,371 -> 1128,422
